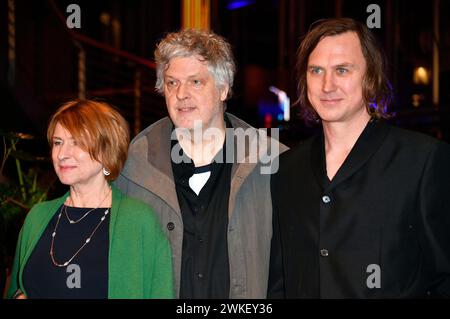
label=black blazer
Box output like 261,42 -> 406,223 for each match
272,120 -> 450,298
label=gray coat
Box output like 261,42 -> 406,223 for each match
115,113 -> 288,298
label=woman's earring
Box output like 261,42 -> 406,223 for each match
102,167 -> 110,176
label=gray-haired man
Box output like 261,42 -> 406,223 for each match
116,29 -> 287,298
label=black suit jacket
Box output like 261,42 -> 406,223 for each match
272,120 -> 450,298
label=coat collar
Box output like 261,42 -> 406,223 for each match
122,117 -> 181,215
122,113 -> 288,217
311,119 -> 390,192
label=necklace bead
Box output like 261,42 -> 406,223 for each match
49,207 -> 110,268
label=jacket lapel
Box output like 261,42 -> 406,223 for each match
108,184 -> 122,244
19,193 -> 68,294
24,195 -> 67,255
122,114 -> 288,220
326,120 -> 390,192
122,117 -> 181,215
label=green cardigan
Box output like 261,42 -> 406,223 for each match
7,185 -> 174,299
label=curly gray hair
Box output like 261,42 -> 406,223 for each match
154,29 -> 236,100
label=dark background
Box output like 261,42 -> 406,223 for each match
1,0 -> 449,141
0,0 -> 449,295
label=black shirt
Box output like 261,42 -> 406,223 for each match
171,131 -> 232,299
23,205 -> 110,298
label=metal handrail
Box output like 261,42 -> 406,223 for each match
47,0 -> 165,136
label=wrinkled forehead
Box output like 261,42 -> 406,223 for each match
164,55 -> 218,83
164,54 -> 207,70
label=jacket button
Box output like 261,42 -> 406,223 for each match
167,222 -> 175,231
322,195 -> 331,203
320,249 -> 329,257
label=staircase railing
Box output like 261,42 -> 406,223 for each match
47,0 -> 166,136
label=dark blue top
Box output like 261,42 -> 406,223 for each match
23,205 -> 110,299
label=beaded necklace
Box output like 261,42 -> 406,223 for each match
49,207 -> 110,267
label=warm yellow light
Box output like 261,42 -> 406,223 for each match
182,0 -> 210,30
413,67 -> 430,85
100,12 -> 111,26
412,94 -> 421,107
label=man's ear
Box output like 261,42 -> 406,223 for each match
220,85 -> 229,102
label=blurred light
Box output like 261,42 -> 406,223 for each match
100,12 -> 111,25
269,86 -> 290,121
413,67 -> 430,85
226,0 -> 255,10
264,114 -> 273,128
16,133 -> 34,140
412,94 -> 422,107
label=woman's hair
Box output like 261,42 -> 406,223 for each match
296,18 -> 393,125
47,100 -> 130,181
154,28 -> 236,99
